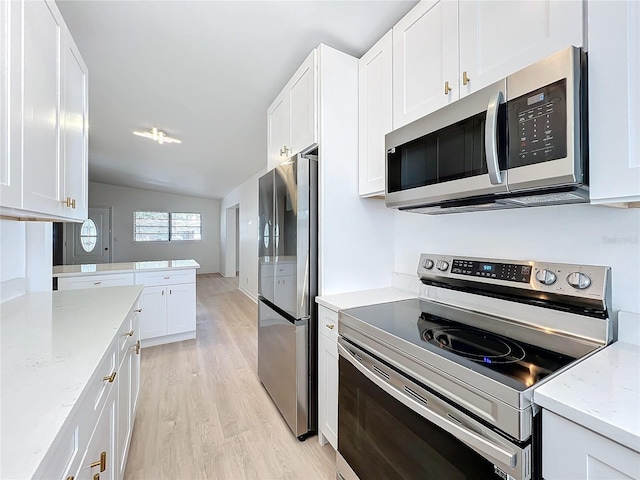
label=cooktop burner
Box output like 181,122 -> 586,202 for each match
421,323 -> 526,365
340,299 -> 584,392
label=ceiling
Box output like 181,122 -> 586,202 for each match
56,0 -> 418,200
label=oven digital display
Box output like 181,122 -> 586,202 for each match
451,259 -> 531,283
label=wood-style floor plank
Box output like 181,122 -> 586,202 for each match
124,273 -> 335,480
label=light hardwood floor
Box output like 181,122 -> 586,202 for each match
124,274 -> 336,480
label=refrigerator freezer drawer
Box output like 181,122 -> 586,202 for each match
257,299 -> 309,437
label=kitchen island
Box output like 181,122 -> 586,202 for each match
53,259 -> 200,347
0,285 -> 143,480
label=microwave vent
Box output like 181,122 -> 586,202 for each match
503,192 -> 587,206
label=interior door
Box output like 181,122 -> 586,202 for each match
66,207 -> 112,264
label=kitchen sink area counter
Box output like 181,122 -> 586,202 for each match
0,285 -> 144,480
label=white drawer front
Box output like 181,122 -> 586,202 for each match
318,306 -> 339,342
135,269 -> 195,286
58,273 -> 134,291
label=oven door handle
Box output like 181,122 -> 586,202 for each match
338,343 -> 518,469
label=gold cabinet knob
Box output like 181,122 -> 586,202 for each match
90,451 -> 107,472
135,340 -> 141,355
134,308 -> 142,313
125,330 -> 134,337
463,71 -> 471,85
67,476 -> 75,480
325,324 -> 335,330
102,372 -> 116,383
444,81 -> 452,94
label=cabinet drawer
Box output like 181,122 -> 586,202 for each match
117,301 -> 141,365
58,273 -> 134,291
86,340 -> 118,419
135,269 -> 195,286
318,306 -> 339,342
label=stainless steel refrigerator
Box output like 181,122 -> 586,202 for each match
258,153 -> 317,440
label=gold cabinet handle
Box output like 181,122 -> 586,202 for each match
135,340 -> 141,355
125,330 -> 134,337
61,197 -> 72,207
93,474 -> 99,480
67,476 -> 75,480
134,308 -> 142,313
103,372 -> 116,383
444,81 -> 452,94
463,71 -> 470,85
90,451 -> 107,472
325,324 -> 335,330
94,281 -> 102,285
71,198 -> 76,209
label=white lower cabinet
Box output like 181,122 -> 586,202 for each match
543,410 -> 640,479
136,270 -> 197,346
33,298 -> 141,480
317,305 -> 338,450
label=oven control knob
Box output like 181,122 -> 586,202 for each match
422,259 -> 434,270
535,269 -> 557,285
567,272 -> 592,290
436,260 -> 450,272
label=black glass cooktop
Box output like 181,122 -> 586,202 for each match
341,299 -> 580,392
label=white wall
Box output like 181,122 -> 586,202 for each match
88,182 -> 221,273
0,219 -> 52,302
220,169 -> 264,300
394,205 -> 640,313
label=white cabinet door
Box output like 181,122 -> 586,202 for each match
139,285 -> 167,340
359,30 -> 392,198
458,0 -> 583,97
0,0 -> 22,209
588,0 -> 640,204
61,29 -> 88,221
288,49 -> 317,155
543,410 -> 640,480
267,91 -> 289,171
393,0 -> 458,128
167,282 -> 196,335
21,0 -> 65,217
76,386 -> 118,480
117,348 -> 132,480
318,331 -> 338,450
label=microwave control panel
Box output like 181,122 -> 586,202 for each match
507,79 -> 568,168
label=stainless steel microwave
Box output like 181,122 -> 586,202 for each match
385,46 -> 588,214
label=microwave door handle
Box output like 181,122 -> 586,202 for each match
485,91 -> 504,185
338,342 -> 518,469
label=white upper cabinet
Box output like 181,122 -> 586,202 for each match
288,51 -> 317,155
392,0 -> 584,129
267,92 -> 288,171
359,30 -> 393,197
0,0 -> 22,209
21,0 -> 65,218
61,33 -> 89,221
0,0 -> 88,222
458,0 -> 583,97
393,0 -> 458,128
588,0 -> 640,205
267,50 -> 317,171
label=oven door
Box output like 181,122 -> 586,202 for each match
337,340 -> 532,480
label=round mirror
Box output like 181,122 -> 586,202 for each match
80,219 -> 98,252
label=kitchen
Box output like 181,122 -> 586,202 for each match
1,0 -> 639,479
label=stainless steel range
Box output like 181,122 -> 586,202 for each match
336,254 -> 613,480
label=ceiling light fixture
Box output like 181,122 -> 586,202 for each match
133,127 -> 181,144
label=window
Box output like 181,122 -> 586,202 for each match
80,218 -> 98,252
134,211 -> 202,242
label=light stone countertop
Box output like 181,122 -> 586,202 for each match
534,313 -> 640,453
0,285 -> 144,479
52,259 -> 200,277
316,287 -> 417,311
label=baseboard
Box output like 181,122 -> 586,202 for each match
239,286 -> 257,303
